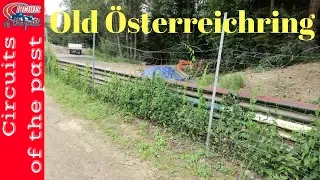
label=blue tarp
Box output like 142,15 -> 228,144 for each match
141,66 -> 185,81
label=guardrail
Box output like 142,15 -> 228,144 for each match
55,58 -> 320,140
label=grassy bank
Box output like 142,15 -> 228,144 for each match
46,73 -> 242,180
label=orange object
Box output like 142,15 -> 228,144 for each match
177,60 -> 191,71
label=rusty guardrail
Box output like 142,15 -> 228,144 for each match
55,58 -> 320,140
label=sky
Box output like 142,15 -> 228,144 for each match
45,0 -> 63,27
45,0 -> 63,15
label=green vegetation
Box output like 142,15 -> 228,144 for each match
86,48 -> 142,64
45,66 -> 239,180
195,73 -> 245,92
219,73 -> 245,92
47,48 -> 320,179
44,0 -> 320,94
45,0 -> 320,71
311,97 -> 320,105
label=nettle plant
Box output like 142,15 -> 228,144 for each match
45,49 -> 320,180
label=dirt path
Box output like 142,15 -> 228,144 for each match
45,95 -> 159,180
240,61 -> 320,103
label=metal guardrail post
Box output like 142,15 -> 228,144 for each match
206,12 -> 228,150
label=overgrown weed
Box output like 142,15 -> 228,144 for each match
218,73 -> 245,92
46,49 -> 320,180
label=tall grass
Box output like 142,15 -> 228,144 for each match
218,73 -> 245,92
195,73 -> 245,92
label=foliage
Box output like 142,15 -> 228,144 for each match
218,73 -> 245,92
86,48 -> 141,64
45,0 -> 320,71
46,72 -> 232,179
46,49 -> 320,180
204,0 -> 319,71
211,95 -> 320,179
46,46 -> 60,76
311,97 -> 320,105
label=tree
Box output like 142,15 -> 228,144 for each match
309,0 -> 320,33
270,0 -> 275,17
48,0 -> 319,68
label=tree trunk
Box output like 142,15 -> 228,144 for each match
113,16 -> 122,57
117,34 -> 122,57
112,8 -> 122,57
134,33 -> 137,60
270,0 -> 275,17
309,0 -> 320,32
126,31 -> 129,57
130,34 -> 133,59
125,0 -> 129,58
